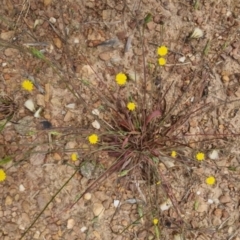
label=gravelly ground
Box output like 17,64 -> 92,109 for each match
1,0 -> 240,239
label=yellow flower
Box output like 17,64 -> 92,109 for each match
0,169 -> 6,182
195,152 -> 205,161
88,134 -> 99,144
157,46 -> 168,56
171,151 -> 177,158
158,57 -> 166,66
115,72 -> 127,86
153,218 -> 159,225
22,79 -> 34,91
205,176 -> 216,185
71,153 -> 78,161
127,102 -> 136,111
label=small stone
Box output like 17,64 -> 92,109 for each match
178,56 -> 186,63
214,208 -> 222,218
49,17 -> 56,24
53,152 -> 61,161
92,120 -> 100,129
219,194 -> 231,204
5,196 -> 13,205
65,103 -> 76,109
84,193 -> 92,201
19,184 -> 25,192
67,219 -> 75,229
64,111 -> 73,122
36,94 -> 45,107
146,21 -> 155,30
99,51 -> 111,61
80,162 -> 95,179
113,200 -> 120,208
1,31 -> 15,40
44,0 -> 52,6
4,48 -> 19,57
53,37 -> 62,49
33,231 -> 41,239
160,198 -> 172,211
222,75 -> 230,83
93,203 -> 105,217
80,226 -> 87,232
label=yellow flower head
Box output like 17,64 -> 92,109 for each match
22,79 -> 34,91
115,72 -> 127,86
71,153 -> 78,161
0,169 -> 6,182
88,134 -> 99,144
205,176 -> 216,185
127,102 -> 136,111
153,218 -> 159,225
158,57 -> 166,66
195,151 -> 205,161
171,151 -> 177,158
157,46 -> 168,56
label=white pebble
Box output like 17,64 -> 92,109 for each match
81,226 -> 87,232
178,56 -> 186,63
160,198 -> 172,211
207,199 -> 214,204
2,62 -> 7,67
113,200 -> 120,208
65,103 -> 76,109
19,184 -> 25,192
92,109 -> 100,116
208,149 -> 219,160
92,120 -> 100,129
74,38 -> 79,44
49,17 -> 56,24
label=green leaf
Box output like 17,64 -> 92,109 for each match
118,170 -> 129,177
30,47 -> 45,59
194,201 -> 199,210
0,156 -> 12,165
228,166 -> 237,171
144,13 -> 152,24
50,131 -> 61,136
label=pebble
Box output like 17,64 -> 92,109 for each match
84,193 -> 92,201
1,31 -> 15,40
64,110 -> 73,122
4,48 -> 19,57
93,203 -> 105,217
219,194 -> 231,204
214,208 -> 222,218
67,219 -> 75,229
36,94 -> 45,107
19,184 -> 25,192
99,51 -> 111,61
5,196 -> 13,206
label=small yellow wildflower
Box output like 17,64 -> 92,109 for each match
127,102 -> 136,111
153,218 -> 159,225
71,153 -> 78,161
115,72 -> 127,86
88,134 -> 99,144
157,46 -> 168,56
195,151 -> 205,161
158,57 -> 166,66
0,169 -> 6,182
205,176 -> 216,185
22,79 -> 34,91
171,151 -> 177,158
